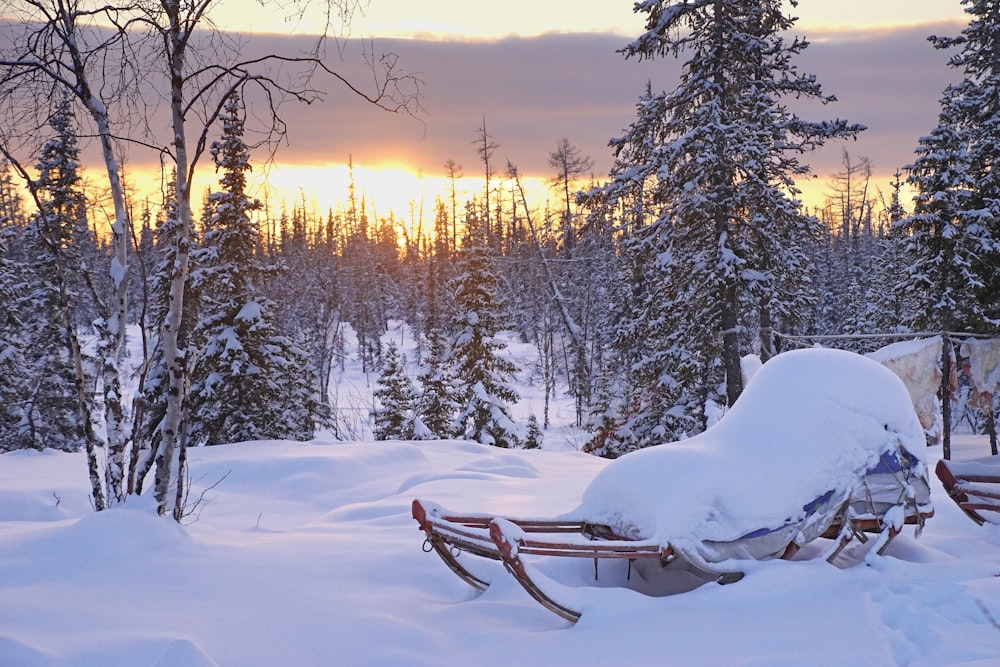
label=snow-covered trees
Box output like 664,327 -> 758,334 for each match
186,95 -> 320,447
450,225 -> 521,448
371,341 -> 420,440
129,1 -> 418,517
414,330 -> 460,439
15,99 -> 90,453
0,228 -> 29,450
584,0 -> 861,448
896,0 -> 1000,332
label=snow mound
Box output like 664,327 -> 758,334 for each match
578,348 -> 927,550
0,636 -> 51,667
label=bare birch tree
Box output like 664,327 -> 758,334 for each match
1,0 -> 419,518
0,1 -> 145,507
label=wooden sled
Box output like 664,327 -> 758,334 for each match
414,472 -> 932,624
412,497 -> 919,623
935,456 -> 1000,525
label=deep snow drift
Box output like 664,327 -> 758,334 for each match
0,439 -> 1000,667
2,327 -> 1000,666
2,436 -> 1000,666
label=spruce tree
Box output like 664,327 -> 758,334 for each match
523,414 -> 543,450
0,230 -> 30,450
449,224 -> 520,448
15,97 -> 90,451
371,341 -> 418,440
585,0 -> 861,447
414,329 -> 460,439
896,1 -> 1000,332
187,94 -> 319,446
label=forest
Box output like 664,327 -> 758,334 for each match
1,0 -> 999,520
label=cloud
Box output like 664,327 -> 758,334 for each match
4,18 -> 964,204
248,21 -> 962,187
240,32 -> 663,177
797,23 -> 961,179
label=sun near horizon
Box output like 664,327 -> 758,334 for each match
183,0 -> 965,234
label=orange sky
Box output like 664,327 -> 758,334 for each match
86,1 -> 971,220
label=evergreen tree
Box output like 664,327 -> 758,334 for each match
896,1 -> 1000,332
371,341 -> 418,440
523,414 -> 543,450
14,97 -> 90,451
585,0 -> 860,446
187,94 -> 319,446
414,329 -> 460,439
0,229 -> 30,450
449,224 -> 520,448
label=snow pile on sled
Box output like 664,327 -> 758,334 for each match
578,348 -> 930,560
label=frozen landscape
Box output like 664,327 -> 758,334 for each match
2,324 -> 1000,666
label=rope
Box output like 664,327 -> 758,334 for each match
773,330 -> 997,342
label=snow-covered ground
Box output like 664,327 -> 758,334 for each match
2,324 -> 1000,666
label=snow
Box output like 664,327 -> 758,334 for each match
578,349 -> 926,548
235,301 -> 262,323
3,329 -> 1000,666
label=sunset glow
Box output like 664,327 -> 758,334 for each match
245,163 -> 547,224
66,0 -> 970,223
209,0 -> 966,40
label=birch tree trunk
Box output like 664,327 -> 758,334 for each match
55,3 -> 132,505
154,1 -> 194,518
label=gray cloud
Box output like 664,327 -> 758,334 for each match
13,19 -> 959,197
247,21 -> 963,187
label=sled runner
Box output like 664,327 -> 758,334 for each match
413,349 -> 934,623
935,456 -> 1000,525
412,498 -> 679,622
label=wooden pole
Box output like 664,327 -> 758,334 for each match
941,336 -> 952,460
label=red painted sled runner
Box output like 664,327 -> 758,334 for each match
936,456 -> 1000,525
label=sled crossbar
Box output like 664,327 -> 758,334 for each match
412,499 -> 673,560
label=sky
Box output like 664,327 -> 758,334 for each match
183,0 -> 968,218
217,0 -> 966,39
52,1 -> 971,219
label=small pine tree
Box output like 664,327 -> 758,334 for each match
522,414 -> 543,450
584,374 -> 639,459
414,329 -> 460,439
371,341 -> 418,440
449,226 -> 520,448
